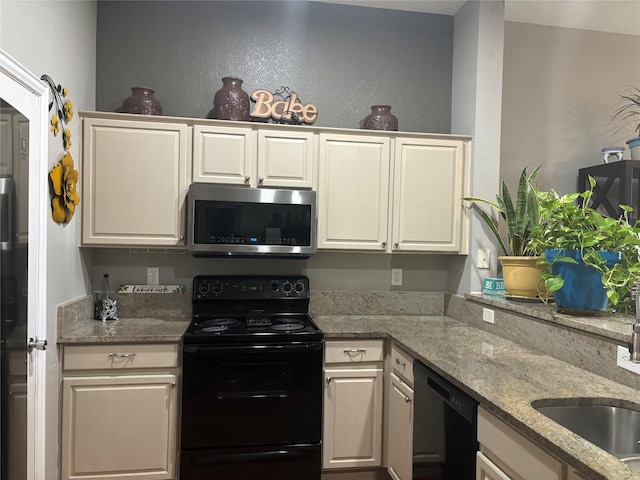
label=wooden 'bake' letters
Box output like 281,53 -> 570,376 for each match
251,89 -> 318,124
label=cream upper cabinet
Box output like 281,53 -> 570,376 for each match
81,114 -> 191,247
317,131 -> 469,253
193,123 -> 314,188
317,133 -> 391,251
60,343 -> 179,480
323,340 -> 385,470
392,137 -> 468,253
192,124 -> 254,185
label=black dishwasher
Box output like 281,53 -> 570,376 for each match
413,360 -> 479,480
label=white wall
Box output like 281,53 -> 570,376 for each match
0,0 -> 97,475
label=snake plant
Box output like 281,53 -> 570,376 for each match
464,166 -> 541,257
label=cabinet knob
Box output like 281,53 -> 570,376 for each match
258,176 -> 265,183
394,242 -> 399,249
381,242 -> 387,249
395,357 -> 406,367
326,376 -> 332,384
244,176 -> 251,183
404,396 -> 412,403
179,235 -> 184,241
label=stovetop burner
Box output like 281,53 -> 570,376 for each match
184,275 -> 323,344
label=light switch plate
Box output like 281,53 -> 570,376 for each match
482,307 -> 495,324
616,345 -> 640,375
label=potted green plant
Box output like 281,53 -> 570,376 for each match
612,86 -> 640,160
529,176 -> 640,313
464,166 -> 547,298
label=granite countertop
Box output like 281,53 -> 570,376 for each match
57,316 -> 189,343
57,309 -> 640,480
314,314 -> 640,480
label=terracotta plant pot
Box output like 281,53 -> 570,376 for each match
499,256 -> 547,298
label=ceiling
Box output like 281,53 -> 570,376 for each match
312,0 -> 640,36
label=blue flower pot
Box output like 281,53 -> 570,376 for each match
545,249 -> 621,312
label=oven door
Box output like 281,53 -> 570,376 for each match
181,342 -> 323,449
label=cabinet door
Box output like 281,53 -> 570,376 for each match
82,117 -> 190,246
193,124 -> 254,185
318,133 -> 391,251
257,129 -> 314,188
392,137 -> 468,252
476,452 -> 512,480
61,374 -> 178,480
387,373 -> 414,480
323,366 -> 384,469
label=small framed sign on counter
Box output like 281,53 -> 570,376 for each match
117,285 -> 184,294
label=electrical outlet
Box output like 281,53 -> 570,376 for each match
478,249 -> 490,269
616,345 -> 640,376
147,267 -> 159,285
482,307 -> 495,324
391,268 -> 403,286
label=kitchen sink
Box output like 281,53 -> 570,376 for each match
533,402 -> 640,461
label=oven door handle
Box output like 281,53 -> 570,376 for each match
191,447 -> 314,467
183,342 -> 323,354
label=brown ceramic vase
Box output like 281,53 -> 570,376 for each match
122,87 -> 162,115
212,77 -> 250,121
363,105 -> 398,131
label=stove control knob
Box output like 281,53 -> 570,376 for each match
270,281 -> 280,293
198,282 -> 210,295
282,282 -> 293,294
294,281 -> 305,294
211,283 -> 223,294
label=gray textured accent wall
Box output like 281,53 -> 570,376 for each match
96,0 -> 453,132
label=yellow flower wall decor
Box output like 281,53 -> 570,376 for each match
49,152 -> 80,223
42,74 -> 80,223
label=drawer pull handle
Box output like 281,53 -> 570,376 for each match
395,357 -> 406,366
344,349 -> 366,354
108,353 -> 136,358
404,396 -> 412,403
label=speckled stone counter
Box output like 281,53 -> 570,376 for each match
314,314 -> 640,480
57,294 -> 189,343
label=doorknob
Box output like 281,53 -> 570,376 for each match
28,337 -> 47,351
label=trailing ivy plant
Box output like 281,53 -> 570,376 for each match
463,166 -> 541,257
529,176 -> 640,313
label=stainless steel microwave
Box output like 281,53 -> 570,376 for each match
186,184 -> 317,257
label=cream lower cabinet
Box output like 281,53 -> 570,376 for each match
323,340 -> 385,470
387,373 -> 414,480
60,343 -> 179,480
193,123 -> 314,188
477,406 -> 563,480
81,113 -> 191,247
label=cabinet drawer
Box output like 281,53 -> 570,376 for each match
63,343 -> 179,371
478,407 -> 563,480
325,340 -> 384,364
390,343 -> 414,385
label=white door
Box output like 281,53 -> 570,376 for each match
0,49 -> 50,480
